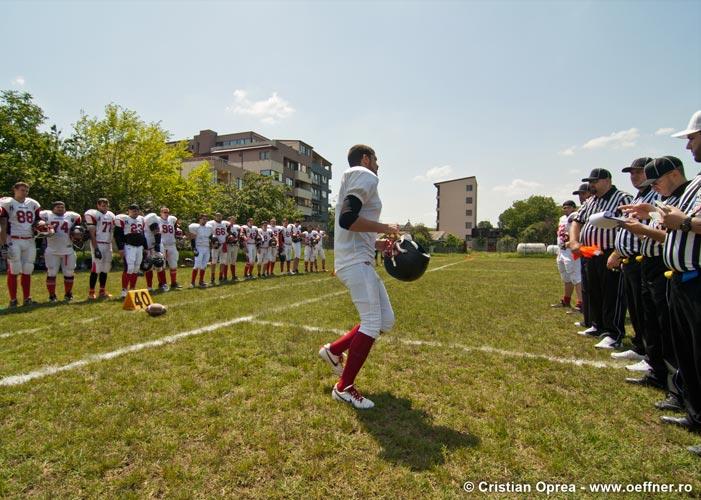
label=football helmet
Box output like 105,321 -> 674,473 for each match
150,252 -> 165,269
210,237 -> 221,250
34,223 -> 54,239
70,226 -> 85,249
226,234 -> 238,244
140,256 -> 153,272
383,234 -> 430,282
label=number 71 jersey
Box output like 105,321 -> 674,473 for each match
84,209 -> 116,245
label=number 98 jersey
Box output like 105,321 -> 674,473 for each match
0,197 -> 41,238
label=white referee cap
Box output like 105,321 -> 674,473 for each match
671,110 -> 701,138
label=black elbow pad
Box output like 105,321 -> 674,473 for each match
149,222 -> 159,232
339,195 -> 362,230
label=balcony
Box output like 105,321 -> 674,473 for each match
296,205 -> 312,216
293,187 -> 313,200
293,169 -> 311,183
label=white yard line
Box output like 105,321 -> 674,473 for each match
248,320 -> 621,370
426,260 -> 466,273
0,290 -> 346,387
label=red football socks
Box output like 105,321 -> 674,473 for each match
329,324 -> 361,356
20,274 -> 31,300
145,270 -> 153,288
157,270 -> 166,287
64,276 -> 74,295
7,274 -> 17,301
337,331 -> 375,390
46,276 -> 57,296
191,269 -> 197,284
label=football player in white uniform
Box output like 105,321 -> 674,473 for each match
225,216 -> 241,281
188,214 -> 213,287
302,229 -> 312,273
268,217 -> 283,277
114,204 -> 147,298
39,202 -> 82,302
318,144 -> 399,409
308,228 -> 320,272
85,198 -> 116,299
143,211 -> 164,292
242,218 -> 259,279
291,220 -> 303,274
317,228 -> 328,272
257,221 -> 270,278
0,182 -> 42,307
156,206 -> 182,290
281,217 -> 294,274
206,213 -> 229,285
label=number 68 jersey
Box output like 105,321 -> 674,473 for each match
0,197 -> 42,238
39,210 -> 82,255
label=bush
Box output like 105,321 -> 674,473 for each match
496,235 -> 517,252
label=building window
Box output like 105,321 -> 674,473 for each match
236,178 -> 244,189
466,209 -> 472,216
259,151 -> 270,160
466,197 -> 473,204
285,177 -> 293,188
466,185 -> 473,192
300,144 -> 312,156
321,190 -> 327,199
465,222 -> 473,229
261,169 -> 282,182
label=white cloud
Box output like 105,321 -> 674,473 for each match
559,146 -> 576,156
581,128 -> 639,150
12,76 -> 25,86
226,89 -> 294,124
567,168 -> 581,174
492,179 -> 541,197
412,165 -> 454,182
655,127 -> 674,136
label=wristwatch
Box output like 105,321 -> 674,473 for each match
680,216 -> 693,233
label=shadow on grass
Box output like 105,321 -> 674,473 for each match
356,392 -> 479,471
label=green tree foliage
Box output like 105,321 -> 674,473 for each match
220,172 -> 302,224
496,235 -> 518,252
477,220 -> 493,229
498,195 -> 560,244
444,233 -> 464,251
0,91 -> 69,202
410,223 -> 432,250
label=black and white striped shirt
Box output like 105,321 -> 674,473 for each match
640,182 -> 689,258
615,187 -> 659,257
575,186 -> 632,250
663,173 -> 701,272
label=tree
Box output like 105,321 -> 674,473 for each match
498,195 -> 560,243
410,223 -> 432,250
477,220 -> 493,229
0,90 -> 70,202
444,233 -> 463,252
219,171 -> 302,224
60,103 -> 192,215
496,235 -> 517,252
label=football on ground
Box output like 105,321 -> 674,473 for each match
145,303 -> 167,317
0,253 -> 699,497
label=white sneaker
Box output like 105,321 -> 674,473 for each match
626,359 -> 652,372
160,284 -> 169,292
611,349 -> 645,361
318,344 -> 344,376
332,384 -> 374,409
577,326 -> 598,336
120,289 -> 127,299
574,321 -> 585,327
594,336 -> 619,349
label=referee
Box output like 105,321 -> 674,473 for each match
608,158 -> 658,358
570,168 -> 632,348
658,111 -> 701,457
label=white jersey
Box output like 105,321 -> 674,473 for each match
318,230 -> 326,249
144,213 -> 160,249
188,223 -> 213,247
556,215 -> 572,249
156,215 -> 178,246
0,197 -> 41,238
334,166 -> 382,271
207,220 -> 229,244
84,209 -> 116,244
302,231 -> 310,245
39,210 -> 81,255
292,224 -> 303,242
260,227 -> 271,248
243,225 -> 259,245
228,224 -> 241,241
309,229 -> 320,246
282,224 -> 294,244
116,214 -> 145,238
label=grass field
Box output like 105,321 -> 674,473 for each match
1,253 -> 700,498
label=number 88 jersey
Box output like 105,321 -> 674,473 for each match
0,197 -> 42,238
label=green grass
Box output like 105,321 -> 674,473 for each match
0,254 -> 699,498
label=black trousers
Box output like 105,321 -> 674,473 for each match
641,257 -> 679,396
581,257 -> 591,327
622,258 -> 645,354
587,249 -> 626,341
669,273 -> 701,425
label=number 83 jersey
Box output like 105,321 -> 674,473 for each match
0,197 -> 42,238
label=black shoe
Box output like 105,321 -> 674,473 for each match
625,375 -> 665,390
660,416 -> 701,432
48,295 -> 58,303
23,298 -> 34,307
64,293 -> 73,303
171,282 -> 183,289
8,299 -> 18,308
655,395 -> 684,412
688,445 -> 701,457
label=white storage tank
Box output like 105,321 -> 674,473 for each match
546,244 -> 560,255
516,243 -> 547,255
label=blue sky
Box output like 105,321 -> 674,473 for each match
3,1 -> 700,225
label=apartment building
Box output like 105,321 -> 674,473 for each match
434,176 -> 478,246
174,130 -> 332,222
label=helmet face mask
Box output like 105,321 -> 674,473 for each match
383,235 -> 431,282
140,256 -> 153,272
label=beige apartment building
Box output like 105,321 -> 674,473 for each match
434,176 -> 478,246
173,130 -> 332,223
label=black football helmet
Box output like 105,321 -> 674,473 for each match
151,252 -> 165,269
140,256 -> 153,272
383,235 -> 430,282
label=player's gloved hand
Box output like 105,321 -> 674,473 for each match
0,244 -> 8,259
94,247 -> 102,259
193,248 -> 199,257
